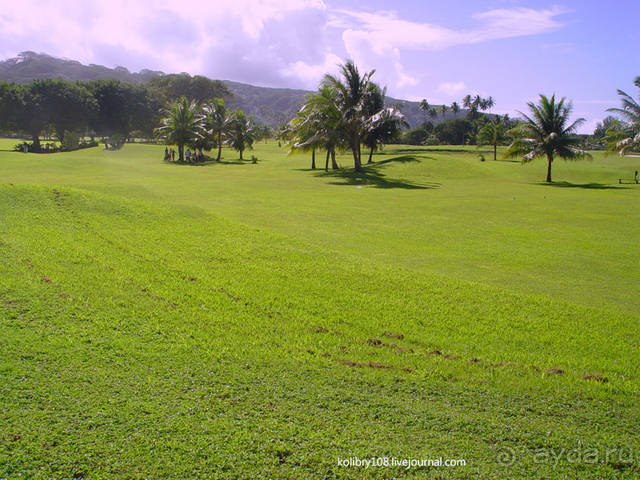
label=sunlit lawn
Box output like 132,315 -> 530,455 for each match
1,139 -> 638,478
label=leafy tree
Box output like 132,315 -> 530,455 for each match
605,77 -> 640,155
202,98 -> 228,161
402,127 -> 428,145
476,118 -> 507,160
147,74 -> 231,105
433,118 -> 472,145
13,79 -> 95,151
155,97 -> 204,162
44,81 -> 97,144
505,94 -> 587,183
0,82 -> 21,131
226,109 -> 255,160
87,79 -> 156,143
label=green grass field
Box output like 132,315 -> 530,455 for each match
1,139 -> 639,479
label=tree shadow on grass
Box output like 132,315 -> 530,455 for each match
313,155 -> 439,189
535,181 -> 628,190
168,157 -> 255,166
390,147 -> 472,154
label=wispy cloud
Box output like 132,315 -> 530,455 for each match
335,6 -> 567,53
438,81 -> 468,97
0,1 -> 568,94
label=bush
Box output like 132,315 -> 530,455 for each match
61,131 -> 80,151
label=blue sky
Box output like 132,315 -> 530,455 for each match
1,0 -> 638,132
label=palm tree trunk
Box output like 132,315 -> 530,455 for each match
352,145 -> 362,171
493,143 -> 497,161
31,134 -> 41,152
368,146 -> 374,164
311,148 -> 316,169
546,154 -> 553,183
325,149 -> 330,171
178,144 -> 184,162
239,148 -> 243,160
331,149 -> 338,170
217,131 -> 222,161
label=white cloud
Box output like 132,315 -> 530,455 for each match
335,6 -> 566,54
0,2 -> 567,95
437,81 -> 467,97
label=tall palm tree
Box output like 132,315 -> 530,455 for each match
311,86 -> 343,170
476,118 -> 506,161
202,97 -> 227,161
155,96 -> 203,162
439,104 -> 447,118
288,101 -> 322,169
606,76 -> 640,155
450,101 -> 460,117
419,99 -> 430,124
321,61 -> 375,171
505,94 -> 587,182
361,83 -> 407,163
225,109 -> 255,160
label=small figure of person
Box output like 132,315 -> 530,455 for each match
171,149 -> 175,161
635,170 -> 638,184
164,147 -> 170,161
185,149 -> 191,162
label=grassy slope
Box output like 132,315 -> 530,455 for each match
0,140 -> 639,479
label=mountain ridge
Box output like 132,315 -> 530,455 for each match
0,52 -> 461,128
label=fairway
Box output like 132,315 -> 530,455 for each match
1,141 -> 639,479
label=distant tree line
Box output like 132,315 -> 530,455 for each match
0,74 -> 232,152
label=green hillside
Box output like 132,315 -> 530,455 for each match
0,52 -> 455,128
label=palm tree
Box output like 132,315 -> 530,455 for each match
450,101 -> 460,117
476,118 -> 506,161
505,94 -> 587,183
606,76 -> 640,155
439,104 -> 447,118
225,109 -> 255,160
288,100 -> 324,169
304,85 -> 342,171
361,83 -> 407,163
419,99 -> 430,123
155,96 -> 203,162
321,61 -> 375,171
202,97 -> 227,161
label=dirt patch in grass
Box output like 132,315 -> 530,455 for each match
383,331 -> 404,340
583,373 -> 608,382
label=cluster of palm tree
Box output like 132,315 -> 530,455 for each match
419,99 -> 459,121
462,94 -> 495,117
286,61 -> 407,172
155,97 -> 259,162
605,76 -> 640,155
